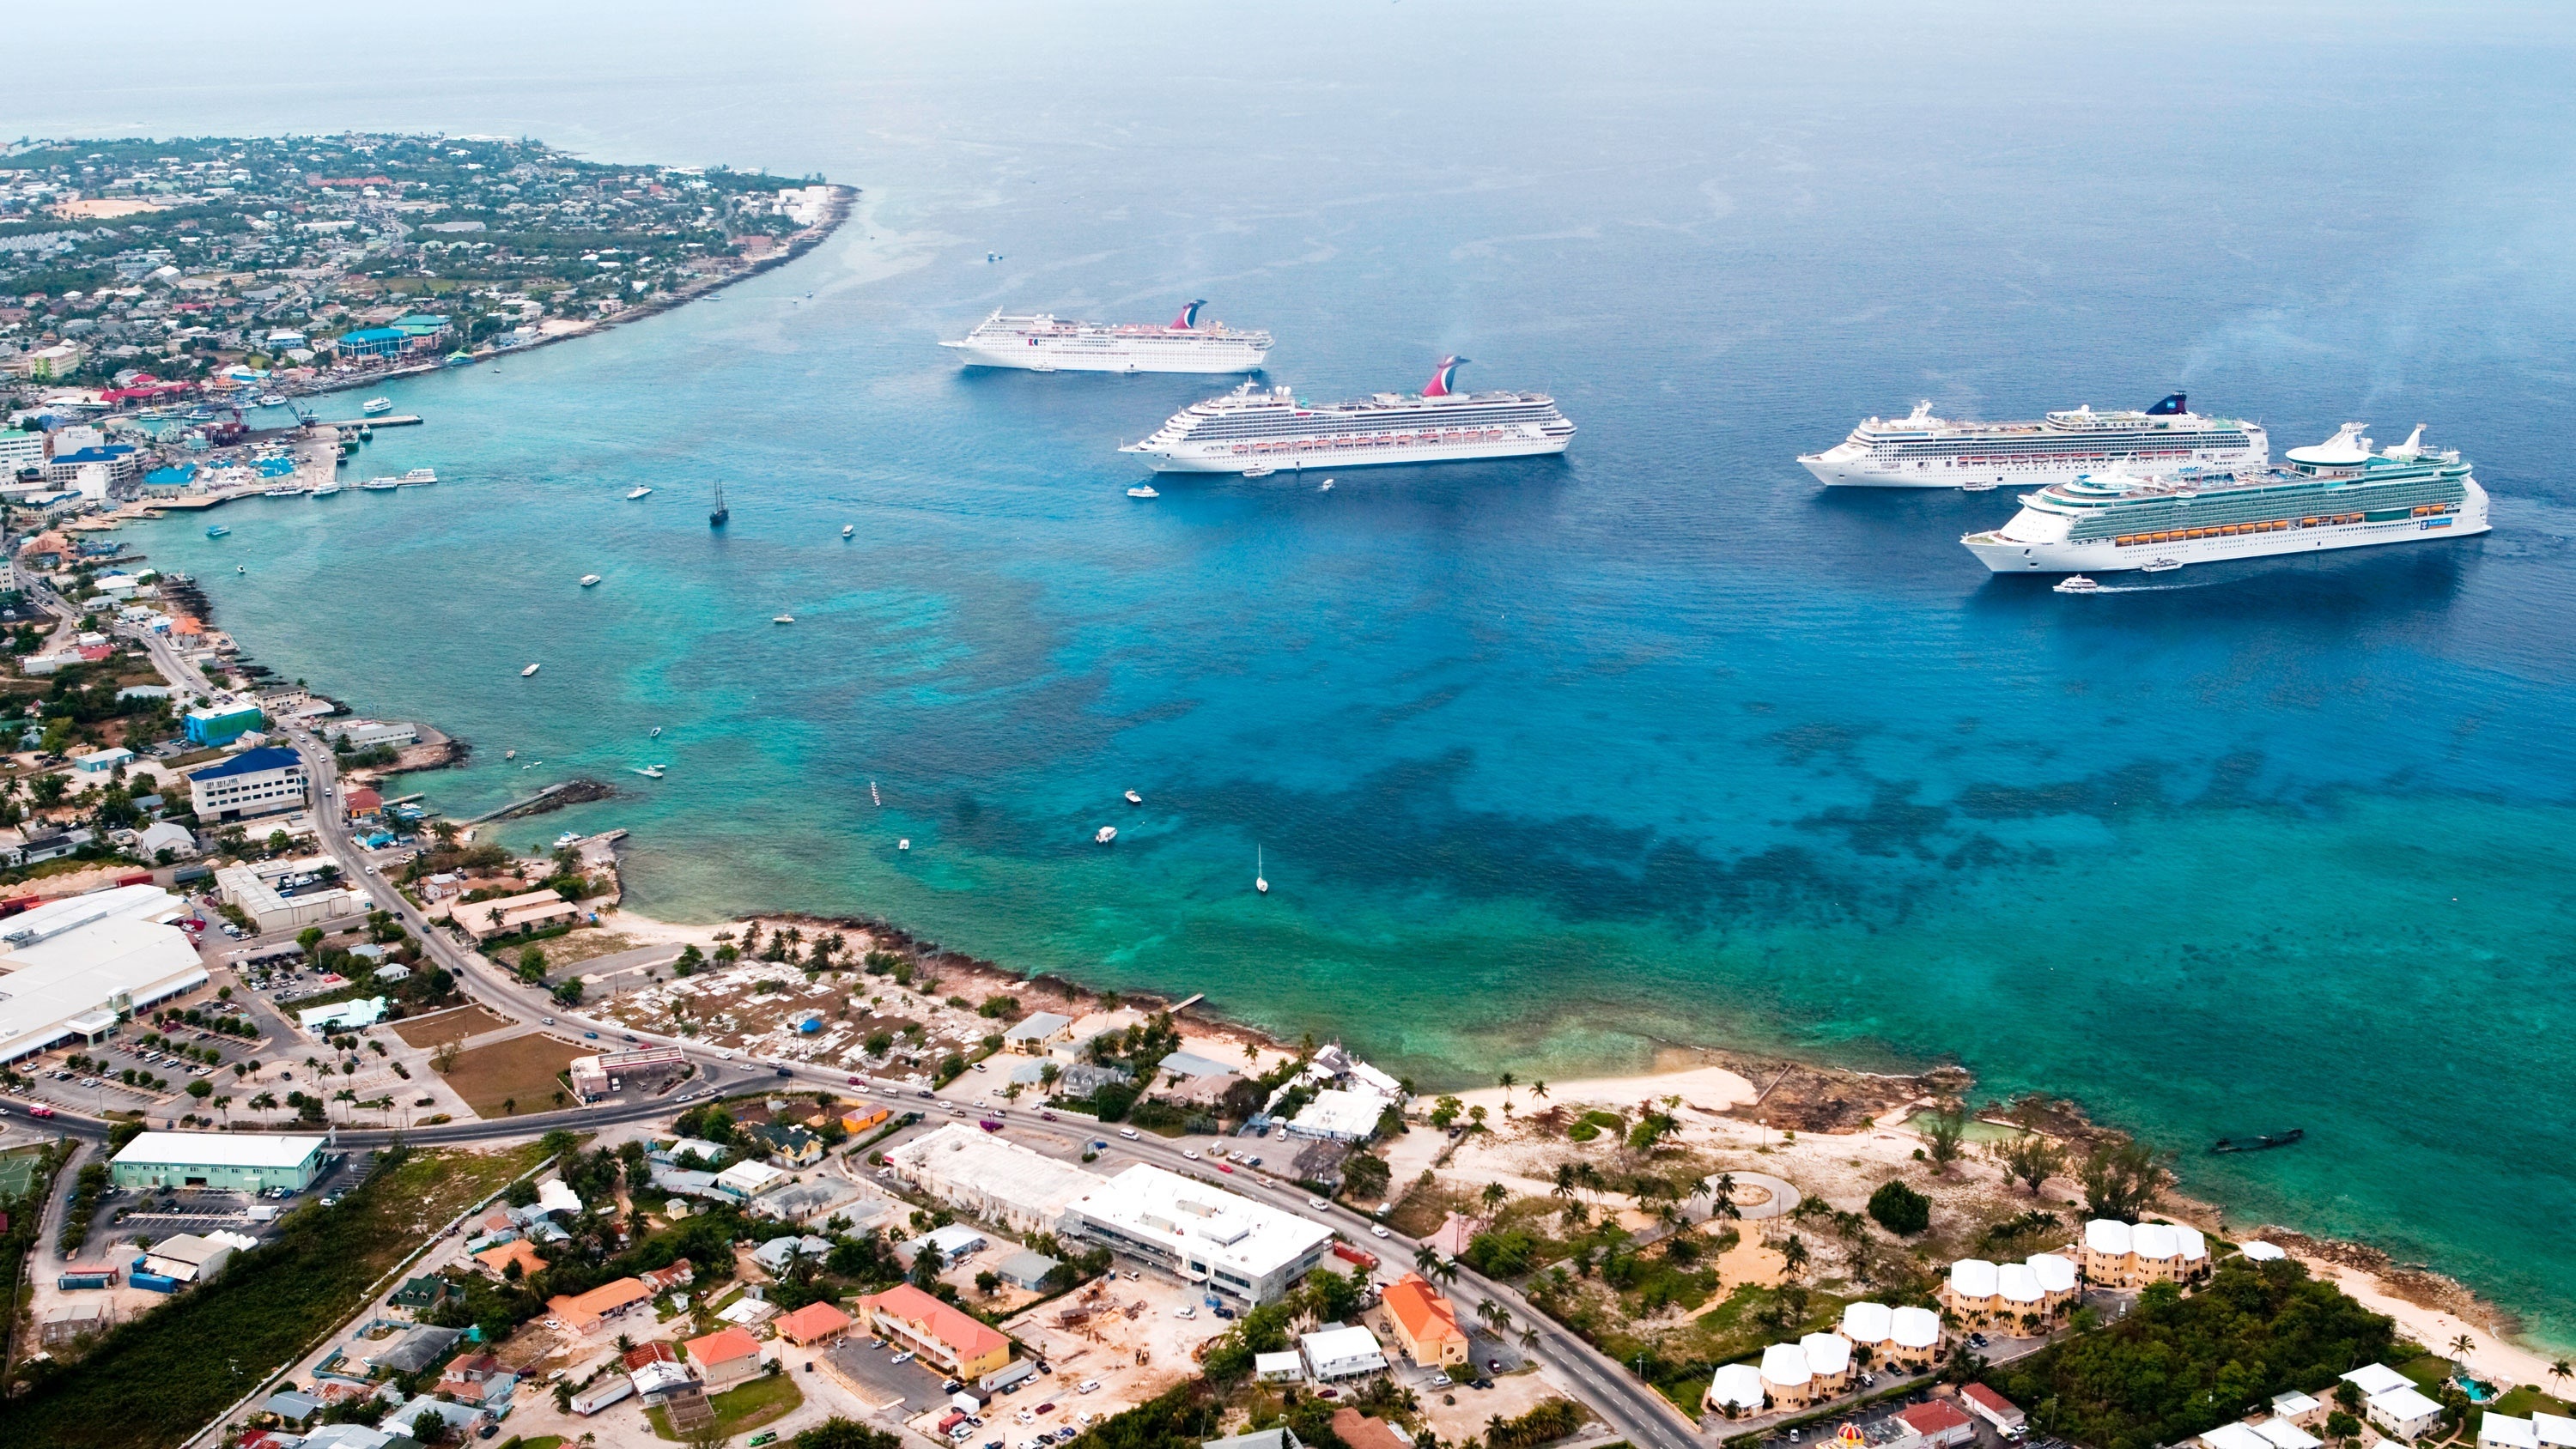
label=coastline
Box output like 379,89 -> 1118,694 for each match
567,887 -> 2573,1373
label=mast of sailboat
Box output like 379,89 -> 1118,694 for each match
709,480 -> 729,527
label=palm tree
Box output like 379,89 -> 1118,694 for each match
2450,1333 -> 2476,1367
1415,1246 -> 1443,1278
1479,1181 -> 1509,1217
2550,1360 -> 2571,1392
1498,1071 -> 1516,1107
1552,1163 -> 1577,1204
1710,1172 -> 1741,1223
1782,1234 -> 1810,1278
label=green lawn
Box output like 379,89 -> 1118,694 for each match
646,1373 -> 805,1440
2483,1386 -> 2573,1422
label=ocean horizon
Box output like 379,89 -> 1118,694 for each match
15,0 -> 2575,1350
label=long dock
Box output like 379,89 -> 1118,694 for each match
318,415 -> 423,428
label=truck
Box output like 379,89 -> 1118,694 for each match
57,1269 -> 118,1290
1330,1243 -> 1379,1270
570,1377 -> 635,1415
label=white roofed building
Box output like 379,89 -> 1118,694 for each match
2257,1418 -> 2324,1449
1941,1258 -> 2001,1327
2027,1252 -> 2080,1319
1886,1305 -> 1943,1370
1839,1300 -> 1893,1350
1285,1088 -> 1388,1143
884,1123 -> 1101,1234
2342,1365 -> 2415,1398
1299,1325 -> 1388,1381
1057,1162 -> 1332,1307
2084,1218 -> 2209,1288
1798,1332 -> 1853,1395
2366,1386 -> 2445,1442
2198,1423 -> 2274,1449
0,886 -> 206,1065
1706,1362 -> 1766,1416
1758,1342 -> 1815,1407
112,1132 -> 326,1192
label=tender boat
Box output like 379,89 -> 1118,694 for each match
309,482 -> 342,497
1318,478 -> 1334,491
629,764 -> 666,779
505,749 -> 516,760
898,838 -> 911,851
625,486 -> 653,500
1242,464 -> 1275,478
259,392 -> 288,407
1127,485 -> 1160,499
1095,826 -> 1118,845
1959,480 -> 1998,492
773,613 -> 795,624
361,397 -> 393,415
361,476 -> 400,491
2053,575 -> 2103,595
204,524 -> 231,538
520,663 -> 541,677
1124,790 -> 1142,805
580,574 -> 603,587
2142,557 -> 2184,573
263,485 -> 302,498
402,468 -> 437,484
841,524 -> 855,538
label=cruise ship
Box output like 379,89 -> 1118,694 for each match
1801,394 -> 2267,488
941,300 -> 1271,373
1961,423 -> 2487,574
1121,358 -> 1575,473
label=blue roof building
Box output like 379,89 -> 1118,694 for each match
337,327 -> 409,359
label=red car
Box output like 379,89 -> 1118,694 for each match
1217,1163 -> 1234,1173
27,1104 -> 54,1119
848,1076 -> 864,1085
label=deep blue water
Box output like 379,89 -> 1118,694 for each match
14,1 -> 2576,1345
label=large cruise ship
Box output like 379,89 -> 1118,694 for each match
941,300 -> 1271,373
1961,423 -> 2488,574
1801,394 -> 2267,488
1120,357 -> 1575,473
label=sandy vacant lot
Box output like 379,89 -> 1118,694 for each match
393,1003 -> 513,1049
442,1034 -> 585,1118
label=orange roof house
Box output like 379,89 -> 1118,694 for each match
1381,1273 -> 1469,1367
473,1240 -> 548,1279
547,1276 -> 653,1333
854,1283 -> 1011,1378
683,1325 -> 765,1388
776,1300 -> 854,1345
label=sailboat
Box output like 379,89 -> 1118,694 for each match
1255,846 -> 1268,894
709,482 -> 729,528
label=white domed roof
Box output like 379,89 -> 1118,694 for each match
2027,1252 -> 2078,1293
1840,1301 -> 1893,1343
2133,1222 -> 2181,1261
1890,1306 -> 1941,1349
2241,1240 -> 2287,1262
1709,1362 -> 1765,1410
2085,1218 -> 2133,1255
1949,1258 -> 1999,1298
2174,1224 -> 2208,1261
1997,1262 -> 2043,1304
1759,1342 -> 1812,1387
1800,1332 -> 1853,1376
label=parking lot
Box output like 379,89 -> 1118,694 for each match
824,1336 -> 957,1410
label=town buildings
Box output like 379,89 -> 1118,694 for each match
1056,1162 -> 1334,1307
853,1283 -> 1012,1378
216,858 -> 370,933
110,1131 -> 325,1192
0,885 -> 206,1066
1381,1273 -> 1470,1367
186,745 -> 307,822
1299,1325 -> 1390,1381
884,1122 -> 1102,1234
546,1277 -> 653,1334
2081,1218 -> 2210,1288
1939,1252 -> 2079,1332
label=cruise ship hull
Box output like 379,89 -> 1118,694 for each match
941,339 -> 1268,374
1128,429 -> 1570,473
1801,448 -> 2265,489
1964,481 -> 2491,573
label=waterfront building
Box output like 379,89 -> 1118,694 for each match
1284,1088 -> 1388,1142
111,1131 -> 325,1191
1001,1010 -> 1074,1052
184,701 -> 265,747
2082,1219 -> 2208,1288
187,746 -> 307,822
2367,1389 -> 2446,1443
450,888 -> 579,940
883,1123 -> 1099,1234
337,327 -> 409,359
1055,1162 -> 1332,1307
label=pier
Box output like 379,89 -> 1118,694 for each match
319,415 -> 424,429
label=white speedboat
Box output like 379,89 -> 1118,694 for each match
1959,480 -> 1998,492
625,486 -> 653,500
1255,845 -> 1268,894
1242,464 -> 1275,478
649,725 -> 663,737
1095,826 -> 1117,845
402,468 -> 437,484
309,482 -> 342,497
361,397 -> 393,415
1318,478 -> 1334,492
2053,575 -> 2103,595
841,524 -> 855,538
580,574 -> 602,587
1127,485 -> 1159,499
361,476 -> 400,491
520,663 -> 541,676
773,613 -> 795,624
629,764 -> 666,779
1124,790 -> 1142,805
2142,557 -> 2184,573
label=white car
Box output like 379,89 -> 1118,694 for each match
891,1350 -> 915,1366
1308,1197 -> 1331,1210
1077,1380 -> 1099,1395
1118,1128 -> 1139,1140
1370,1225 -> 1390,1239
1182,1150 -> 1199,1161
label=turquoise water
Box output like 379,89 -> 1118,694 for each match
17,2 -> 2576,1345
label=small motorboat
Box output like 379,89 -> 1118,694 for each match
2053,575 -> 2102,595
310,482 -> 342,497
205,524 -> 231,538
580,574 -> 603,587
1127,485 -> 1159,499
629,764 -> 666,779
259,392 -> 288,407
2142,557 -> 2184,573
841,524 -> 855,538
773,613 -> 796,625
361,397 -> 393,415
505,749 -> 516,760
1124,790 -> 1142,805
1255,845 -> 1268,894
1959,480 -> 1999,492
1242,464 -> 1274,478
520,663 -> 541,677
402,468 -> 437,484
2211,1128 -> 2305,1155
236,564 -> 246,574
625,486 -> 653,500
361,476 -> 400,491
1318,478 -> 1334,492
1095,826 -> 1118,845
649,725 -> 663,737
898,838 -> 911,851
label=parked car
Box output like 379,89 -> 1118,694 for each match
1118,1128 -> 1139,1139
1370,1224 -> 1390,1238
891,1351 -> 915,1366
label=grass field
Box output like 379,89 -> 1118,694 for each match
646,1374 -> 804,1441
443,1034 -> 584,1118
392,1003 -> 513,1049
0,1143 -> 549,1449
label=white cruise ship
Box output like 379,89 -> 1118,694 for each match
1801,394 -> 2267,488
1962,423 -> 2488,575
942,300 -> 1271,373
1121,358 -> 1575,474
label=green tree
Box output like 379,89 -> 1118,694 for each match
1867,1179 -> 1931,1236
2080,1137 -> 2172,1222
1926,1100 -> 1969,1175
1991,1132 -> 2069,1196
